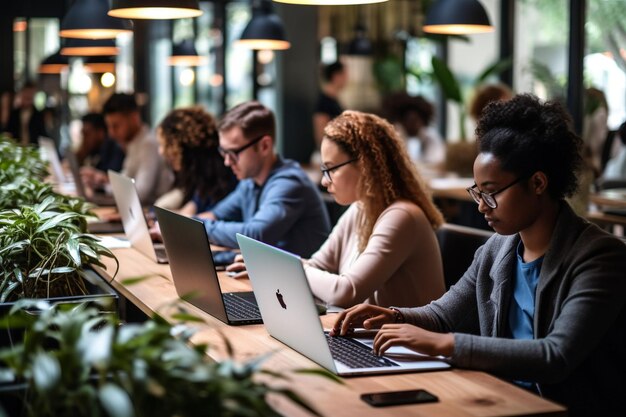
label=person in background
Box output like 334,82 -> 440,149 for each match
332,94 -> 626,417
313,61 -> 347,152
4,81 -> 48,145
468,83 -> 513,124
303,110 -> 445,308
81,93 -> 173,205
149,107 -> 236,236
602,121 -> 626,180
582,87 -> 609,175
383,92 -> 445,166
76,113 -> 125,173
198,101 -> 330,257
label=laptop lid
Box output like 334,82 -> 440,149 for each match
108,170 -> 166,263
154,206 -> 261,325
66,151 -> 86,198
38,137 -> 67,185
236,234 -> 451,377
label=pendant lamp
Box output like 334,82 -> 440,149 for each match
60,0 -> 132,39
273,0 -> 386,4
236,0 -> 290,50
108,0 -> 203,20
39,51 -> 69,74
168,40 -> 207,66
423,0 -> 493,35
61,39 -> 120,56
84,56 -> 116,73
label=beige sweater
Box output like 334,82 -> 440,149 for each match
305,201 -> 445,308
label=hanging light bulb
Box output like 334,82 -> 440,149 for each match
423,0 -> 494,35
60,0 -> 132,39
108,0 -> 203,20
236,0 -> 290,51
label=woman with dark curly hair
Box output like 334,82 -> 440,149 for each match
302,110 -> 446,308
332,95 -> 626,417
157,106 -> 236,216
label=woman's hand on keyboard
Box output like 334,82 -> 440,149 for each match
330,304 -> 396,337
225,254 -> 248,279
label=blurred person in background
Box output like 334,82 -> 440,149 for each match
4,81 -> 48,145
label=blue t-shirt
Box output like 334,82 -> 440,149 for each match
508,240 -> 543,390
201,157 -> 331,257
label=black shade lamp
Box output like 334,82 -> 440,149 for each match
61,39 -> 120,56
60,0 -> 132,39
168,39 -> 207,66
423,0 -> 493,35
39,51 -> 69,74
108,0 -> 203,20
84,55 -> 116,73
236,0 -> 290,50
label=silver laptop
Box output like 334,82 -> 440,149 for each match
154,206 -> 262,325
38,137 -> 69,186
236,234 -> 451,377
108,170 -> 168,263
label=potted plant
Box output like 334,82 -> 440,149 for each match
0,300 -> 338,417
430,56 -> 512,176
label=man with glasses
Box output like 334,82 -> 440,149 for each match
197,101 -> 330,257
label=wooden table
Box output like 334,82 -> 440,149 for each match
94,247 -> 566,417
590,188 -> 626,210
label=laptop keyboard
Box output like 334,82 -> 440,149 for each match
155,246 -> 168,260
224,293 -> 261,320
325,333 -> 398,369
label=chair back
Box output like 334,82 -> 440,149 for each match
436,223 -> 493,289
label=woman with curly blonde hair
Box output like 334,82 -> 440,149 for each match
303,110 -> 445,308
157,107 -> 236,216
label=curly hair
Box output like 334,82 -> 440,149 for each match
476,94 -> 584,200
158,107 -> 234,205
324,111 -> 443,252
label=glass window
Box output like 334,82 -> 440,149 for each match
226,2 -> 253,109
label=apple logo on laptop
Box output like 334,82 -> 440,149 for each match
276,289 -> 286,309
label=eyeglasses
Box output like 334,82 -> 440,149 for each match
320,158 -> 357,183
218,134 -> 266,163
466,177 -> 525,209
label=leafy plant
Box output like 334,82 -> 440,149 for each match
0,300 -> 338,417
0,197 -> 117,302
0,136 -> 48,185
430,56 -> 512,140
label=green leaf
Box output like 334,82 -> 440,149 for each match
50,266 -> 76,274
66,239 -> 81,266
431,56 -> 463,103
35,211 -> 79,233
32,352 -> 61,393
476,57 -> 513,85
170,313 -> 206,323
98,383 -> 134,417
294,367 -> 345,384
119,275 -> 153,286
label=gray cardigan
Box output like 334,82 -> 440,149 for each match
400,203 -> 626,417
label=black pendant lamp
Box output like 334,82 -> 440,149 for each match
60,0 -> 132,39
423,0 -> 493,35
108,0 -> 203,20
61,39 -> 120,56
84,55 -> 116,73
168,39 -> 207,66
237,0 -> 290,50
39,51 -> 69,74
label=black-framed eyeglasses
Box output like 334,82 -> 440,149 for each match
218,134 -> 266,163
320,158 -> 357,183
466,177 -> 525,209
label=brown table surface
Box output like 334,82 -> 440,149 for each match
94,246 -> 566,417
590,188 -> 626,209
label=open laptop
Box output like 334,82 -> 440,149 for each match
38,137 -> 70,186
154,206 -> 262,325
236,234 -> 451,377
108,170 -> 168,263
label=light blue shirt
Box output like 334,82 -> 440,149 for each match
509,241 -> 543,340
201,157 -> 330,257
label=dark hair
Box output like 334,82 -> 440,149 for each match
321,61 -> 345,83
159,107 -> 234,204
476,94 -> 583,200
81,113 -> 106,131
383,92 -> 435,125
103,93 -> 138,115
218,101 -> 275,142
617,121 -> 626,146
